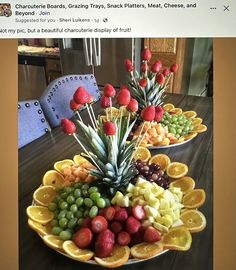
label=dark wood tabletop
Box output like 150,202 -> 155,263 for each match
19,94 -> 213,270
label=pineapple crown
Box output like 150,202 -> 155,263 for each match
62,86 -> 140,196
124,47 -> 179,110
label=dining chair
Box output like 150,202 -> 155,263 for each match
18,100 -> 50,149
40,74 -> 101,128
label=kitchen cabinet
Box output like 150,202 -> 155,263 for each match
144,38 -> 186,93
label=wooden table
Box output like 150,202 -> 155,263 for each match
19,94 -> 213,270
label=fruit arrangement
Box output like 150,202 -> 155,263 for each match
27,84 -> 207,267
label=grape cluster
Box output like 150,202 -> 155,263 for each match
47,182 -> 110,240
161,112 -> 193,138
133,159 -> 170,189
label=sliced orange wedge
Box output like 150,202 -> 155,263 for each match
166,162 -> 188,179
63,240 -> 94,261
133,147 -> 151,162
131,242 -> 163,259
180,209 -> 207,233
149,154 -> 171,171
26,206 -> 54,225
183,189 -> 206,209
33,185 -> 57,206
170,176 -> 195,194
42,170 -> 65,187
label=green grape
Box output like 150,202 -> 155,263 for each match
59,230 -> 72,241
183,126 -> 189,132
169,127 -> 176,135
81,184 -> 90,190
74,183 -> 81,188
83,209 -> 89,217
89,206 -> 98,218
104,198 -> 111,207
96,198 -> 106,208
48,202 -> 57,211
74,189 -> 81,198
52,226 -> 63,235
75,197 -> 84,207
50,219 -> 58,227
67,195 -> 75,204
58,210 -> 67,219
67,218 -> 78,229
88,186 -> 98,194
53,209 -> 59,218
177,128 -> 183,135
59,217 -> 68,228
75,210 -> 83,219
53,195 -> 61,203
163,120 -> 169,126
189,125 -> 193,131
90,192 -> 101,201
82,190 -> 88,197
77,218 -> 84,226
66,211 -> 74,220
176,134 -> 180,139
172,116 -> 178,122
178,120 -> 184,125
84,198 -> 93,208
59,201 -> 68,210
61,192 -> 67,199
70,204 -> 78,213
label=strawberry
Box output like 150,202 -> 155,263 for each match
141,105 -> 155,122
91,216 -> 108,233
124,59 -> 133,72
162,68 -> 170,77
73,228 -> 93,248
96,229 -> 115,243
143,226 -> 161,243
88,94 -> 94,104
139,78 -> 147,88
114,208 -> 128,222
95,241 -> 114,258
98,209 -> 105,216
80,217 -> 92,229
127,98 -> 138,113
141,48 -> 152,61
154,105 -> 164,122
73,87 -> 89,105
60,118 -> 76,134
170,63 -> 179,73
104,207 -> 116,221
70,99 -> 82,111
125,216 -> 140,234
156,73 -> 165,85
151,60 -> 162,73
138,225 -> 147,237
110,221 -> 123,234
100,96 -> 111,108
103,84 -> 116,97
141,62 -> 148,72
103,121 -> 116,136
117,87 -> 131,106
114,205 -> 121,212
130,231 -> 143,246
117,231 -> 131,246
132,205 -> 145,220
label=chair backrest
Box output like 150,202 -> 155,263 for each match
40,74 -> 101,127
18,100 -> 50,149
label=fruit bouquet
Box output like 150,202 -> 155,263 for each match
27,87 -> 207,268
121,47 -> 207,147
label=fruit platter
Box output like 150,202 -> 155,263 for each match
27,84 -> 207,268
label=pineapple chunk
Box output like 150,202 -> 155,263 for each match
153,222 -> 169,233
133,187 -> 141,196
127,183 -> 135,193
160,209 -> 175,221
172,219 -> 184,227
159,198 -> 170,210
142,220 -> 153,227
147,216 -> 155,223
144,205 -> 160,218
144,192 -> 156,202
149,198 -> 160,209
162,214 -> 173,228
127,192 -> 133,198
117,194 -> 130,207
151,183 -> 164,197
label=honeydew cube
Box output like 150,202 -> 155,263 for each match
163,190 -> 175,202
160,209 -> 175,220
127,183 -> 135,192
176,192 -> 183,202
153,222 -> 169,233
152,183 -> 164,197
162,214 -> 173,228
169,187 -> 182,194
159,199 -> 170,210
173,194 -> 181,203
144,205 -> 159,218
173,209 -> 181,220
172,202 -> 184,211
172,219 -> 184,228
149,198 -> 160,209
144,192 -> 156,202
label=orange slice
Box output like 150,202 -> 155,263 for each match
192,117 -> 203,127
170,176 -> 195,194
131,242 -> 163,259
181,132 -> 198,141
183,111 -> 197,119
193,124 -> 207,133
63,240 -> 94,261
183,189 -> 206,209
166,162 -> 188,179
94,245 -> 130,268
33,185 -> 57,206
170,108 -> 183,115
28,219 -> 51,236
26,206 -> 54,225
163,103 -> 175,112
54,159 -> 74,174
162,227 -> 192,251
133,147 -> 151,162
73,155 -> 88,165
149,154 -> 171,171
43,235 -> 64,251
42,170 -> 65,187
180,209 -> 207,233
